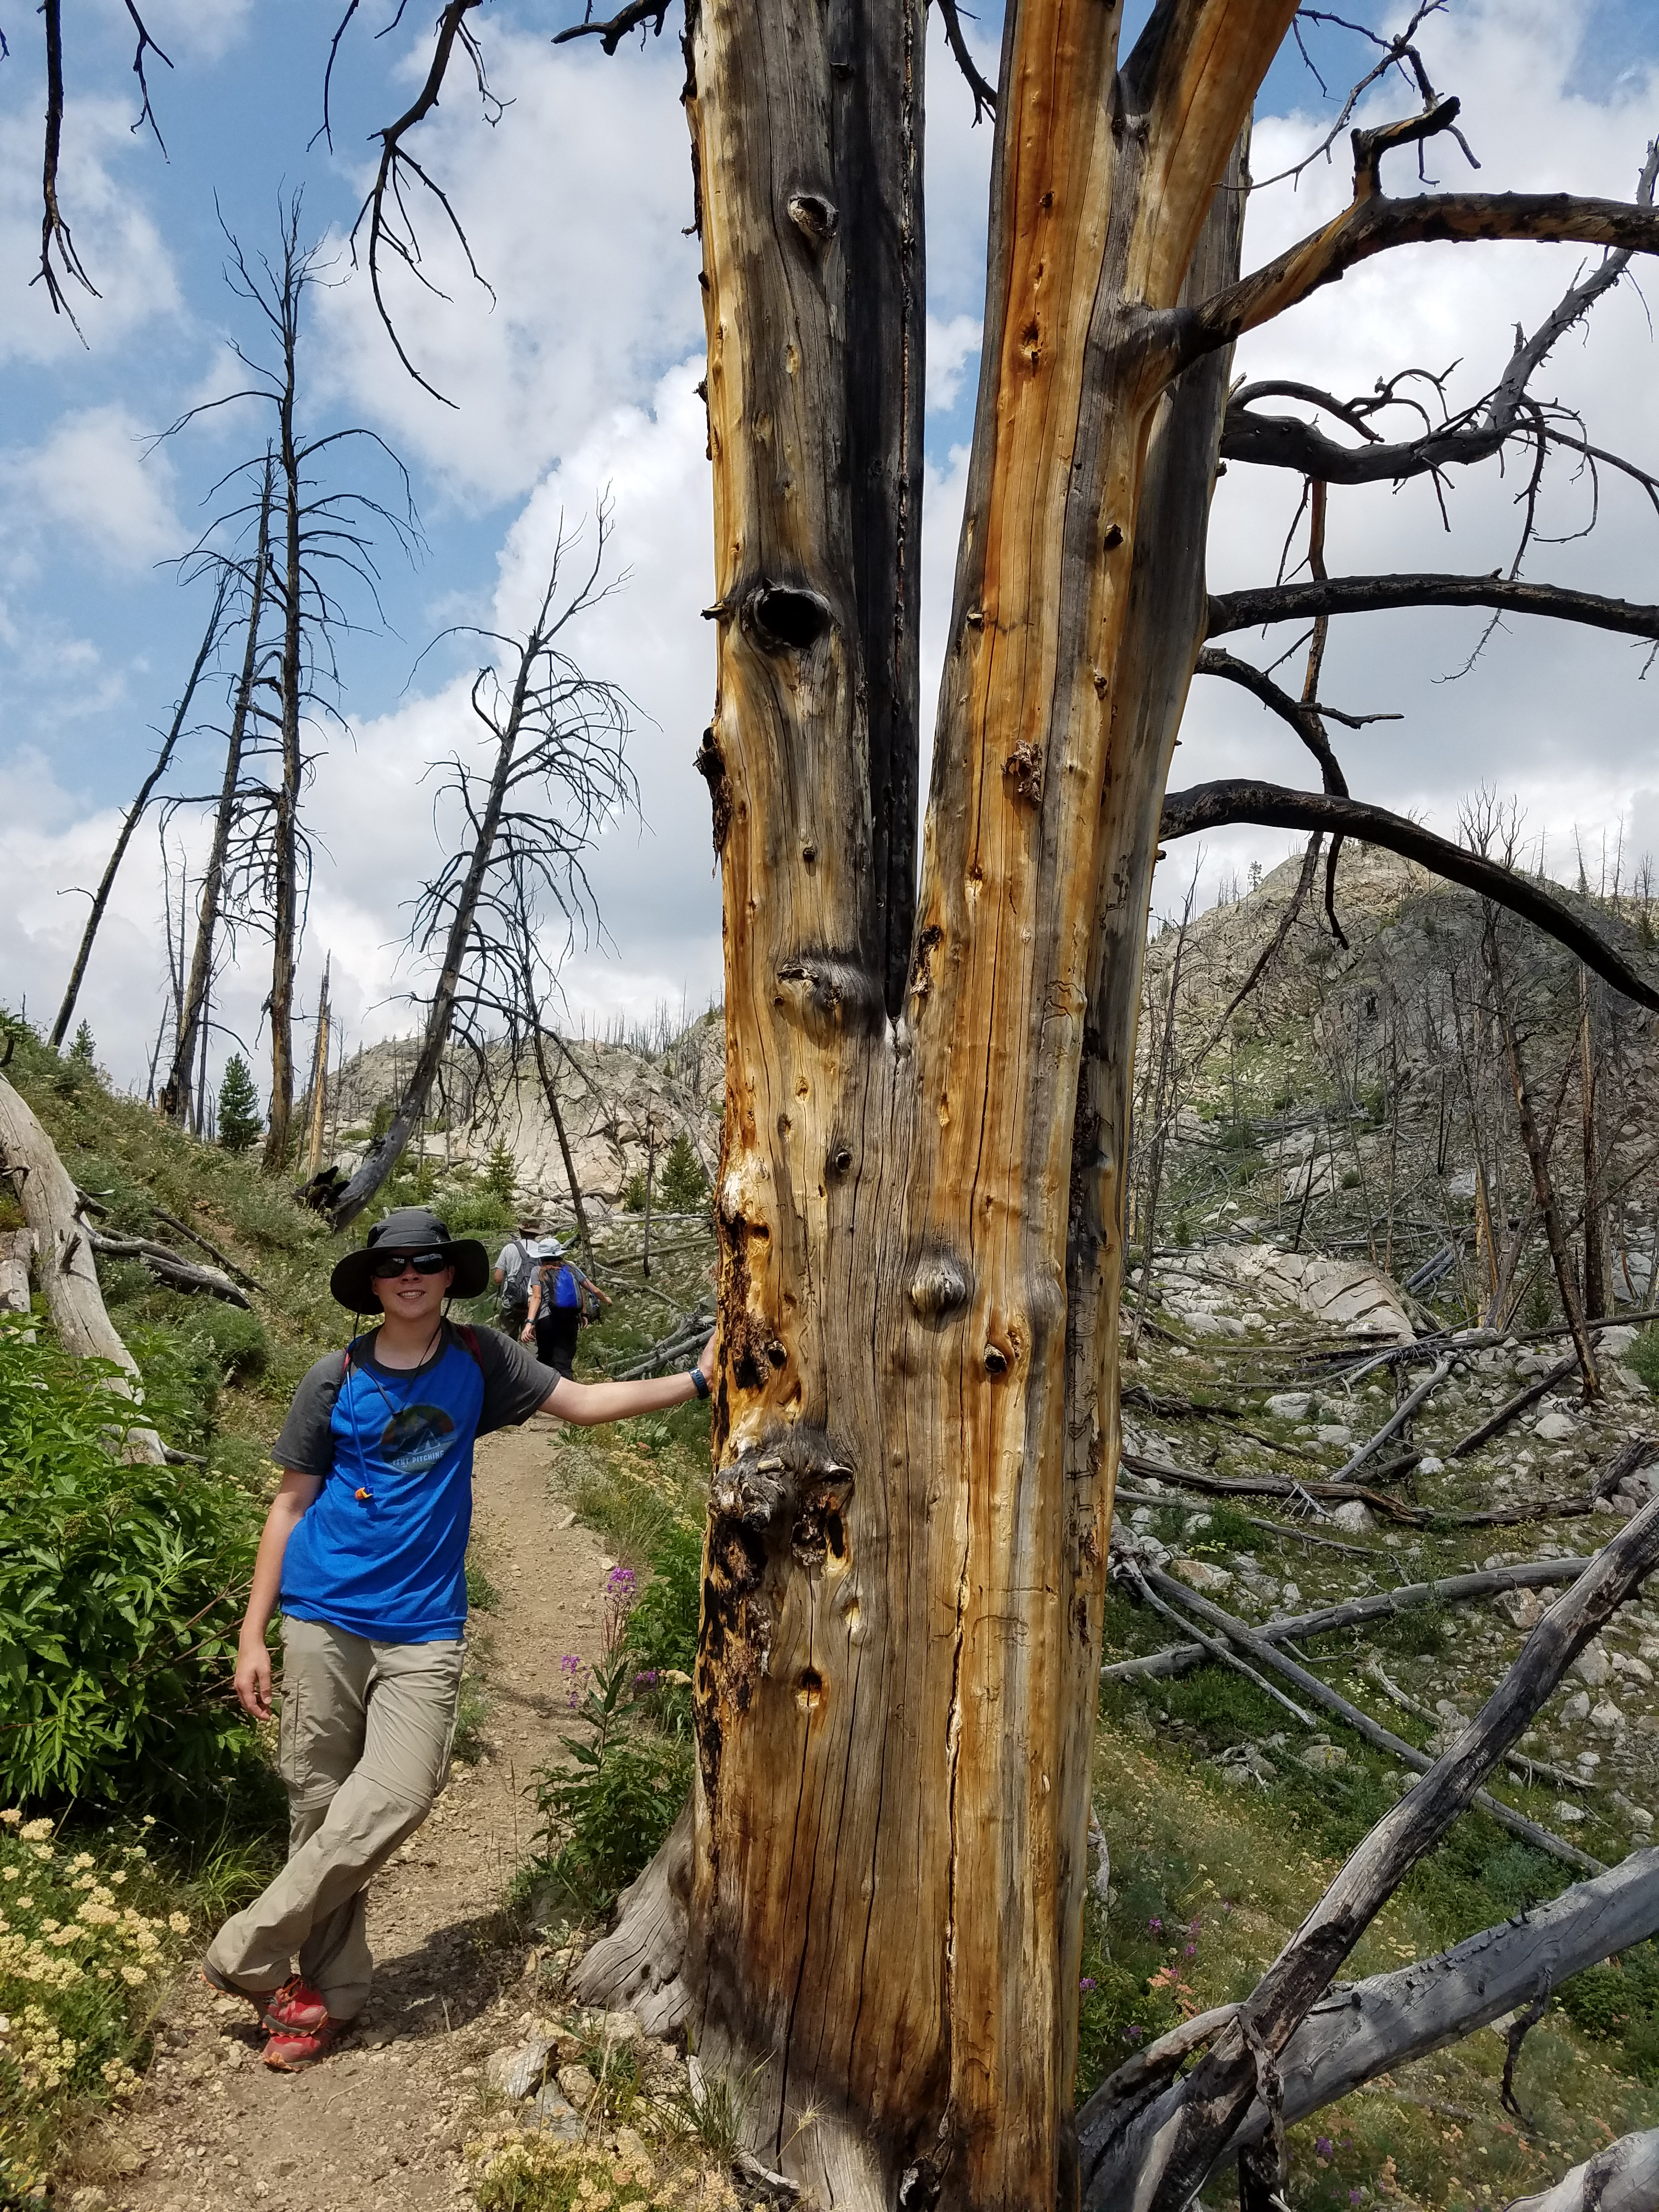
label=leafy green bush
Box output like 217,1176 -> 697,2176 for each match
1558,1942 -> 1659,2078
0,1320 -> 259,1805
1630,1325 -> 1659,1395
530,1565 -> 692,1910
621,1168 -> 647,1212
531,1655 -> 691,1911
625,1520 -> 702,1678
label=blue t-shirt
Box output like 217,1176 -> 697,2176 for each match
273,1325 -> 558,1643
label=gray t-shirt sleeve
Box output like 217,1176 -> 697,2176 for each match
272,1352 -> 345,1476
473,1326 -> 563,1431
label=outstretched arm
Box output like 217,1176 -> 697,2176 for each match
540,1332 -> 714,1425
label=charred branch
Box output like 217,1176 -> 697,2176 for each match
1159,781 -> 1659,1015
1208,572 -> 1659,646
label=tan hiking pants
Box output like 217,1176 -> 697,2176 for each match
204,1617 -> 465,2021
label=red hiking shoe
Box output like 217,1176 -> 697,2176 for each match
262,1977 -> 329,2034
263,2015 -> 345,2071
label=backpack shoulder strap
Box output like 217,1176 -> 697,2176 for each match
454,1322 -> 485,1373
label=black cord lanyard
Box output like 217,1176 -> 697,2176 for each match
345,1314 -> 445,1504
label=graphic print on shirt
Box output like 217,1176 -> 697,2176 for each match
378,1403 -> 456,1474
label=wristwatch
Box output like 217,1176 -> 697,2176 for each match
689,1365 -> 710,1399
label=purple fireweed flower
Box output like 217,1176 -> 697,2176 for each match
1079,1978 -> 1096,1993
1316,2137 -> 1334,2160
1350,2191 -> 1365,2206
606,1565 -> 637,1599
1148,1917 -> 1163,1933
1184,1943 -> 1196,1958
634,1669 -> 660,1687
1127,2023 -> 1143,2041
560,1654 -> 584,1674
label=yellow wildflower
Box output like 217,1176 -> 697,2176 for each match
0,1808 -> 21,1826
19,1819 -> 52,1842
168,1910 -> 190,1934
120,1964 -> 146,1986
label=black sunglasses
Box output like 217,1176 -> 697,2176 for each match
369,1250 -> 451,1280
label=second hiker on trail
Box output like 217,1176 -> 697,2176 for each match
522,1238 -> 607,1379
203,1204 -> 714,2072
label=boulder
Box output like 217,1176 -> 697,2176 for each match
1590,1699 -> 1623,1731
1301,1742 -> 1348,1773
1328,1500 -> 1375,1535
1551,1801 -> 1588,1825
1572,1640 -> 1612,1689
487,2038 -> 555,2102
1172,1558 -> 1234,1595
557,2061 -> 599,2108
1495,1588 -> 1544,1632
1265,1392 -> 1312,1421
531,2081 -> 583,2137
1534,1409 -> 1577,1443
1561,1690 -> 1592,1723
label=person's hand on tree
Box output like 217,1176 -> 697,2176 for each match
234,1629 -> 274,1721
697,1333 -> 716,1388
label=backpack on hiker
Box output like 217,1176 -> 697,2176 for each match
499,1239 -> 537,1318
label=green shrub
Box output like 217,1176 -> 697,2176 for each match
625,1520 -> 703,1710
530,1653 -> 691,1911
0,1320 -> 259,1805
621,1168 -> 647,1212
1629,1325 -> 1659,1395
187,1302 -> 269,1383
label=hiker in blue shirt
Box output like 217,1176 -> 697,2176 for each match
201,1205 -> 712,2070
522,1239 -> 606,1378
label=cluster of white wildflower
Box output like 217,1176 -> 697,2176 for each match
469,2123 -> 742,2211
0,1808 -> 193,2117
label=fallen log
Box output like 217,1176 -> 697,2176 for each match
1079,1850 -> 1659,2181
0,1075 -> 164,1462
1331,1355 -> 1456,1483
1121,1449 -> 1424,1522
1362,1658 -> 1592,1792
1138,1566 -> 1603,1875
1113,1483 -> 1381,1558
1101,1556 -> 1592,1685
1450,1351 -> 1579,1458
149,1205 -> 266,1293
1499,2129 -> 1659,2212
1120,1559 -> 1316,1729
0,1227 -> 33,1331
1086,1502 -> 1659,2212
85,1228 -> 251,1307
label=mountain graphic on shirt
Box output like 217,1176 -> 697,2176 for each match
378,1404 -> 456,1475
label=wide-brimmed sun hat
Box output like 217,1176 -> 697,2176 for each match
329,1205 -> 491,1310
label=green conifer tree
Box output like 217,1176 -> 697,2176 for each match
659,1133 -> 709,1211
484,1141 -> 517,1204
69,1020 -> 96,1066
218,1055 -> 264,1153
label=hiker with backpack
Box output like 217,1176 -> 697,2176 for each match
202,1205 -> 713,2071
492,1215 -> 546,1338
522,1240 -> 606,1379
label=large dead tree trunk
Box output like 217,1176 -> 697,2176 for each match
0,1075 -> 165,1463
263,380 -> 305,1175
576,1 -> 1280,2196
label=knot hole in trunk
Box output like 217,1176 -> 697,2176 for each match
742,580 -> 833,656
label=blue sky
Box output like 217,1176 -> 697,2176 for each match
2,0 -> 1656,1092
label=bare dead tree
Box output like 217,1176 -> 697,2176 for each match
157,456 -> 276,1124
328,511 -> 634,1229
162,197 -> 418,1166
48,577 -> 227,1053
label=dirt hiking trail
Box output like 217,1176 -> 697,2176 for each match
92,1420 -> 607,2212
